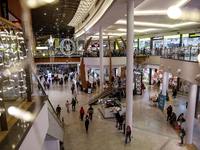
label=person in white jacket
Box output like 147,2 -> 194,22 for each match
65,101 -> 71,113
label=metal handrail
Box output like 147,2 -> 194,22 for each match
35,75 -> 64,129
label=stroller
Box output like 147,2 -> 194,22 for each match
149,95 -> 158,107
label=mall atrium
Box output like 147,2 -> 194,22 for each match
0,0 -> 200,150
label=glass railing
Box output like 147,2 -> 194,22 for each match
135,46 -> 200,62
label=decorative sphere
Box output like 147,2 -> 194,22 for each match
167,6 -> 182,19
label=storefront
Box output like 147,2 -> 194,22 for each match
182,33 -> 200,47
163,35 -> 180,48
178,78 -> 189,93
143,68 -> 150,83
134,39 -> 138,49
152,37 -> 164,49
139,38 -> 150,49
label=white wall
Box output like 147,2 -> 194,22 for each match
160,58 -> 200,86
42,140 -> 60,150
47,111 -> 64,142
148,56 -> 161,65
83,57 -> 126,68
19,102 -> 49,150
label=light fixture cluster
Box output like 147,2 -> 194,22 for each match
0,29 -> 27,100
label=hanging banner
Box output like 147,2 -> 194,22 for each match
158,94 -> 166,111
1,0 -> 9,20
55,38 -> 60,47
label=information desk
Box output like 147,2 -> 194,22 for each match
98,98 -> 126,118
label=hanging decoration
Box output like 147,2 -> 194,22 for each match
60,38 -> 75,56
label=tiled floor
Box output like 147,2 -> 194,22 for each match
45,76 -> 200,150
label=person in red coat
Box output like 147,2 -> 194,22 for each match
80,107 -> 85,121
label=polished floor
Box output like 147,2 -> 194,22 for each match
45,76 -> 200,150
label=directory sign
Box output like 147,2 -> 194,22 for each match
158,94 -> 166,111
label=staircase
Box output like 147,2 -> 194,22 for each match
88,87 -> 116,105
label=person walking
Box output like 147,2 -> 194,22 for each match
115,111 -> 120,128
85,115 -> 90,134
56,105 -> 61,118
166,105 -> 173,121
74,91 -> 78,103
170,112 -> 177,125
177,113 -> 185,128
124,125 -> 131,146
71,98 -> 76,111
80,107 -> 85,121
179,126 -> 186,146
65,101 -> 71,113
88,105 -> 94,120
71,83 -> 75,95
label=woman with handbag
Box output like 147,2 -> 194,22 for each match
124,125 -> 131,146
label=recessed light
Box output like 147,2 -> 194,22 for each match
55,23 -> 57,24
56,8 -> 58,10
56,18 -> 58,21
125,14 -> 127,16
44,13 -> 46,15
62,32 -> 64,34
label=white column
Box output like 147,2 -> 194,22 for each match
99,27 -> 104,90
118,67 -> 121,77
126,0 -> 134,131
77,64 -> 79,74
162,72 -> 169,96
185,83 -> 197,144
85,66 -> 88,81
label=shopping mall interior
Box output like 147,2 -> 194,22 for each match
0,0 -> 200,150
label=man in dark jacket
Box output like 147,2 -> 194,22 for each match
115,111 -> 120,128
167,105 -> 173,121
71,98 -> 76,111
118,115 -> 124,130
56,105 -> 61,118
88,105 -> 94,120
170,112 -> 176,125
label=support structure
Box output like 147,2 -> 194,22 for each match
126,0 -> 134,131
185,83 -> 197,144
99,27 -> 104,90
162,72 -> 169,96
77,63 -> 79,74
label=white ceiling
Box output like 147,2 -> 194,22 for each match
77,0 -> 200,40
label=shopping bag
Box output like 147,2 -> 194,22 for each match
175,125 -> 180,130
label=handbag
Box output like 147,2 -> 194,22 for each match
179,132 -> 183,137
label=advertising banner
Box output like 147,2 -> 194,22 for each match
1,0 -> 8,20
158,94 -> 166,111
55,38 -> 60,47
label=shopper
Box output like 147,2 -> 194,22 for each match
85,115 -> 90,134
172,89 -> 177,98
71,98 -> 76,111
170,112 -> 177,125
118,115 -> 124,130
56,105 -> 61,118
65,101 -> 71,113
115,111 -> 120,128
74,91 -> 78,103
177,113 -> 185,128
88,105 -> 94,120
80,107 -> 85,121
166,105 -> 173,121
179,126 -> 186,146
76,80 -> 79,90
43,81 -> 46,90
124,125 -> 131,146
71,83 -> 75,95
112,106 -> 117,118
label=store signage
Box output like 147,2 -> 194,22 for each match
1,0 -> 8,20
55,38 -> 60,47
147,65 -> 160,69
158,94 -> 166,111
94,43 -> 99,48
189,33 -> 200,38
153,37 -> 163,40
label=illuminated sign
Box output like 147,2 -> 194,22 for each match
94,43 -> 99,48
189,33 -> 200,38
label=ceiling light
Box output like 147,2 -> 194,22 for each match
44,0 -> 55,3
56,19 -> 58,21
125,14 -> 127,16
167,6 -> 182,19
115,20 -> 196,28
117,28 -> 158,33
56,8 -> 59,10
135,10 -> 167,15
44,13 -> 46,15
